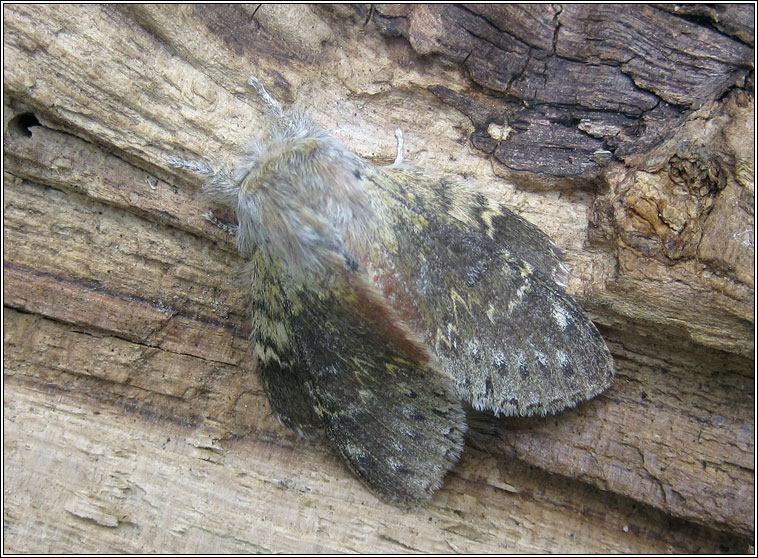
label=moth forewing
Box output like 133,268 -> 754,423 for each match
354,162 -> 614,418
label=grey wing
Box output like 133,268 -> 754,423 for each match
468,194 -> 569,287
382,167 -> 568,286
449,256 -> 614,416
378,172 -> 614,417
286,271 -> 466,506
243,251 -> 323,435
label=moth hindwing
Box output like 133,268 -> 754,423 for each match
172,76 -> 615,506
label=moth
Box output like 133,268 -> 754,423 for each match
170,76 -> 614,506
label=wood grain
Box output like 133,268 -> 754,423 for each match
3,4 -> 753,552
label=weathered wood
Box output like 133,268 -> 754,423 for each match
2,308 -> 747,554
374,4 -> 753,181
3,3 -> 754,552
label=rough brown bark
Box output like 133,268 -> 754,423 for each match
3,4 -> 754,553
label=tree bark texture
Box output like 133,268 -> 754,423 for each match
3,4 -> 754,553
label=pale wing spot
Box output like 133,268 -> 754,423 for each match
403,404 -> 426,422
556,350 -> 575,377
251,313 -> 291,351
358,388 -> 375,403
253,344 -> 283,366
492,351 -> 507,370
552,305 -> 570,330
389,456 -> 414,475
479,199 -> 502,239
388,438 -> 403,453
449,289 -> 471,322
344,442 -> 369,463
516,351 -> 529,379
486,302 -> 497,324
535,351 -> 550,376
556,350 -> 570,366
517,352 -> 526,366
520,261 -> 534,275
466,340 -> 482,364
515,284 -> 529,301
403,427 -> 420,440
435,323 -> 461,354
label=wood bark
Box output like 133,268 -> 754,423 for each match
3,4 -> 754,553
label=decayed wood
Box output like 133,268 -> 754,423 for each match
374,4 -> 753,180
3,3 -> 754,552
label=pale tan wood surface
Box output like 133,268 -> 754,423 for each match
4,4 -> 753,553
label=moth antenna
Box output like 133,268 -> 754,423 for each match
248,75 -> 284,117
202,211 -> 238,237
393,128 -> 405,166
167,156 -> 216,177
168,156 -> 238,207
